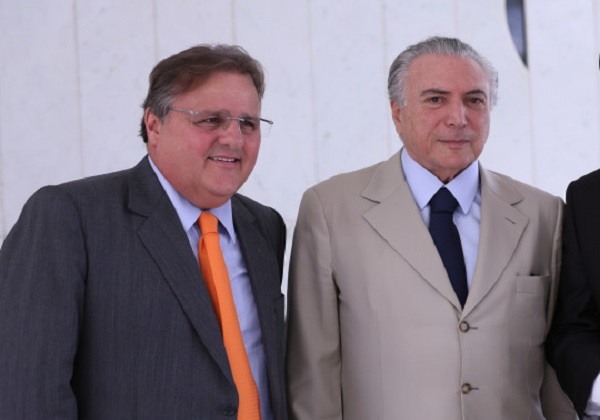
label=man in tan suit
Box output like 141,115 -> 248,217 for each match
286,36 -> 576,419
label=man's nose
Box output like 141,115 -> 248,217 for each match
446,101 -> 467,127
219,118 -> 244,147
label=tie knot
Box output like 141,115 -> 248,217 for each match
429,187 -> 459,214
199,212 -> 219,235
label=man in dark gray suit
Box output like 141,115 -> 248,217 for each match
0,44 -> 287,419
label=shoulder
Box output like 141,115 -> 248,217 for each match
311,160 -> 383,196
232,194 -> 286,263
232,194 -> 285,237
28,158 -> 155,215
483,168 -> 561,206
12,163 -> 144,236
482,169 -> 562,228
24,166 -> 129,208
302,159 -> 392,215
55,166 -> 136,200
233,194 -> 283,223
566,168 -> 600,197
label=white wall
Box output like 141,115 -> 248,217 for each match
2,0 -> 600,261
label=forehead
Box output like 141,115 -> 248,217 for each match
175,71 -> 260,108
406,54 -> 490,96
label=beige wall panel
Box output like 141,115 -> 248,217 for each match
76,1 -> 155,177
234,2 -> 315,221
3,0 -> 600,247
154,0 -> 234,57
0,0 -> 81,240
527,0 -> 600,197
456,0 -> 535,185
307,1 -> 391,182
232,2 -> 315,291
383,0 -> 459,154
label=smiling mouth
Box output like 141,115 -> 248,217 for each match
209,156 -> 239,163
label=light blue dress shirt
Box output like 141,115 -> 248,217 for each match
400,148 -> 481,288
149,157 -> 273,419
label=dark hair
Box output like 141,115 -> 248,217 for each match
388,36 -> 498,108
139,44 -> 265,143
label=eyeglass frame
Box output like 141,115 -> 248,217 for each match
168,106 -> 273,136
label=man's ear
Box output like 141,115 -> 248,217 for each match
390,100 -> 404,137
144,108 -> 161,146
390,101 -> 402,126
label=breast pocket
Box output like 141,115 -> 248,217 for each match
516,274 -> 550,295
514,275 -> 550,344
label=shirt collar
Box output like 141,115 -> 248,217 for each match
148,156 -> 236,242
400,148 -> 480,215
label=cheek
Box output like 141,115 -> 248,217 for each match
244,141 -> 261,162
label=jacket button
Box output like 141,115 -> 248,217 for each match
461,383 -> 472,394
223,406 -> 237,416
459,321 -> 470,332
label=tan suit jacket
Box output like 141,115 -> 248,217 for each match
286,151 -> 576,419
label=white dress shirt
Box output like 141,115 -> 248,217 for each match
400,148 -> 481,288
149,157 -> 273,420
584,376 -> 600,418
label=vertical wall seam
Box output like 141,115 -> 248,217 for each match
307,0 -> 319,183
73,0 -> 84,177
594,1 -> 600,165
455,0 -> 461,37
152,0 -> 159,60
380,0 -> 391,155
231,0 -> 237,43
0,10 -> 5,240
524,1 -> 537,187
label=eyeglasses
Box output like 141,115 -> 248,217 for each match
169,107 -> 273,137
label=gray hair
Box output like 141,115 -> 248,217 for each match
387,36 -> 498,108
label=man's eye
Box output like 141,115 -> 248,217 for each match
428,97 -> 442,104
195,116 -> 223,129
239,118 -> 258,131
468,97 -> 485,105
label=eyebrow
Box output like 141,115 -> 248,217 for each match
420,88 -> 449,97
420,88 -> 488,98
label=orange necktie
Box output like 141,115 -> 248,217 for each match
198,212 -> 261,420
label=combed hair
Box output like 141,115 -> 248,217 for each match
139,44 -> 265,143
387,36 -> 498,108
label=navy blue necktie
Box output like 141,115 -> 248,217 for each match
428,187 -> 468,307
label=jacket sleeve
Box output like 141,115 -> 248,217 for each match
286,187 -> 342,420
539,197 -> 577,419
546,182 -> 600,417
0,186 -> 86,419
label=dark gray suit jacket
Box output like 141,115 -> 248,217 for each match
0,156 -> 287,419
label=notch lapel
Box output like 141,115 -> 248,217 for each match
232,196 -> 284,408
128,157 -> 233,384
462,167 -> 528,316
362,152 -> 463,310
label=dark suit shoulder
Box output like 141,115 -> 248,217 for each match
29,158 -> 162,219
571,167 -> 600,187
233,194 -> 285,228
233,193 -> 286,243
232,193 -> 286,280
52,165 -> 136,202
567,168 -> 600,199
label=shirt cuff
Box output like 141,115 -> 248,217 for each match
586,374 -> 600,416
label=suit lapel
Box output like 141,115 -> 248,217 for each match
462,167 -> 528,316
362,152 -> 463,309
232,196 -> 283,405
128,157 -> 233,383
